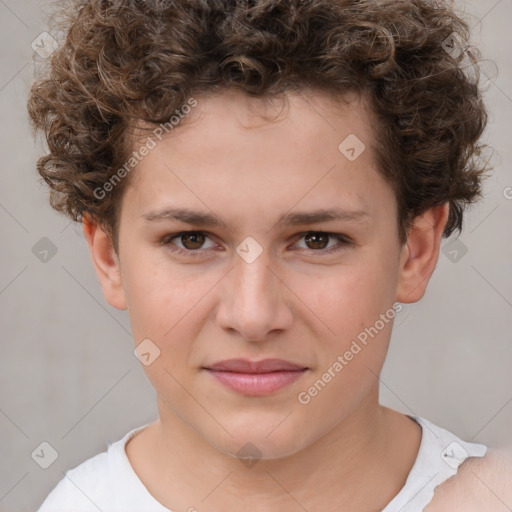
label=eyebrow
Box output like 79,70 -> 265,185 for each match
142,206 -> 370,229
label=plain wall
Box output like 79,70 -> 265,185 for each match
1,1 -> 511,510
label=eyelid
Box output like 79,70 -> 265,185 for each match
292,231 -> 353,245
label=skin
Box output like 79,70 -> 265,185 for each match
83,88 -> 454,511
426,448 -> 512,511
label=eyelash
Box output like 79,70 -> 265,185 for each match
159,231 -> 353,257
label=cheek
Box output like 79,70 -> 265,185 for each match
291,249 -> 400,392
294,255 -> 398,339
122,252 -> 218,350
293,266 -> 396,427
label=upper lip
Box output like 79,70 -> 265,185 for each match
204,359 -> 307,373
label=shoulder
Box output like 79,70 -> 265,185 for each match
37,450 -> 112,512
425,447 -> 512,512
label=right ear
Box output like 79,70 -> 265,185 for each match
82,215 -> 127,310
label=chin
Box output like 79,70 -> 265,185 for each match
204,413 -> 316,462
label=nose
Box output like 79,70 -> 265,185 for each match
215,247 -> 293,342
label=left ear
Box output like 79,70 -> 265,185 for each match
396,203 -> 450,303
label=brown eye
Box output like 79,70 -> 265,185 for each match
161,231 -> 217,255
294,231 -> 352,254
178,232 -> 206,250
304,232 -> 330,250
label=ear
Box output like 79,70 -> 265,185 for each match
396,203 -> 450,303
82,215 -> 127,310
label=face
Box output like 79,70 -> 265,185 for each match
92,89 -> 436,459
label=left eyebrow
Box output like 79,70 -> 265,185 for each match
142,206 -> 370,229
278,208 -> 370,226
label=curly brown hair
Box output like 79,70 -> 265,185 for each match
27,0 -> 492,253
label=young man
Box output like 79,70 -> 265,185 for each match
28,0 -> 511,510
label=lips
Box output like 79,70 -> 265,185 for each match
205,358 -> 306,373
203,359 -> 308,396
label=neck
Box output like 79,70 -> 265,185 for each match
140,384 -> 421,511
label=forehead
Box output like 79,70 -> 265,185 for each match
122,88 -> 394,229
146,88 -> 376,158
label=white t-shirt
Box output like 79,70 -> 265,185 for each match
37,415 -> 487,512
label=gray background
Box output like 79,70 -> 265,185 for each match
1,1 -> 511,511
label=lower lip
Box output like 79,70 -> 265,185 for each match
205,369 -> 307,396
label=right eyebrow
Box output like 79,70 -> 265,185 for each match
142,207 -> 230,229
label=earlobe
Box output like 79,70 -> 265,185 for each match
396,203 -> 450,304
82,216 -> 127,310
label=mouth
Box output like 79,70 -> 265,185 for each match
202,358 -> 308,396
